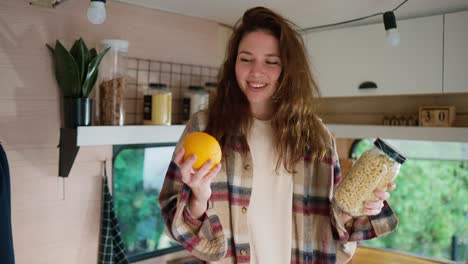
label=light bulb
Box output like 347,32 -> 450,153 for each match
87,1 -> 106,25
386,28 -> 400,46
383,11 -> 399,47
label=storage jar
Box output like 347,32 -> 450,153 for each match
96,39 -> 129,126
143,83 -> 172,125
182,85 -> 209,122
334,138 -> 406,217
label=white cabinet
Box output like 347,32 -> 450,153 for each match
444,10 -> 468,93
305,15 -> 444,97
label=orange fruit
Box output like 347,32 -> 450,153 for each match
182,132 -> 222,170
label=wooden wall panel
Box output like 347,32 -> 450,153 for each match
0,1 -> 227,263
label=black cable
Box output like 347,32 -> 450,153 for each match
302,0 -> 408,33
302,12 -> 383,32
393,0 -> 408,12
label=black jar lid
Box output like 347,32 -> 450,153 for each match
204,82 -> 218,87
374,138 -> 407,164
149,83 -> 167,89
188,85 -> 204,90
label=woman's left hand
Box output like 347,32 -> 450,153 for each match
340,182 -> 397,223
362,182 -> 397,216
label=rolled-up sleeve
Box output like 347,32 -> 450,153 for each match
158,114 -> 227,261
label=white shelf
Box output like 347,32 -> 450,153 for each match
76,124 -> 468,146
327,124 -> 468,142
77,125 -> 185,146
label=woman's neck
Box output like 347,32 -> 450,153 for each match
250,102 -> 274,120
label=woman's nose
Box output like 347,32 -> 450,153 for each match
250,61 -> 264,75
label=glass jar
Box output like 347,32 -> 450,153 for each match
96,39 -> 129,126
182,87 -> 193,122
334,138 -> 406,217
189,86 -> 209,116
143,83 -> 172,125
182,85 -> 209,122
204,82 -> 217,105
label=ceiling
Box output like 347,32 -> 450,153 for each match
114,0 -> 468,30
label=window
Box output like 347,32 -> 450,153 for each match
113,144 -> 182,262
350,139 -> 468,261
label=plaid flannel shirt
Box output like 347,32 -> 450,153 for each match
159,111 -> 398,264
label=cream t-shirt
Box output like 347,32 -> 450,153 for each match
246,118 -> 293,264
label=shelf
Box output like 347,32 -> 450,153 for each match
77,125 -> 185,146
327,124 -> 468,142
75,124 -> 468,148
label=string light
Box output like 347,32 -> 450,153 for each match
302,0 -> 408,46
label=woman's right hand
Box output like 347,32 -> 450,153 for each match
174,147 -> 221,218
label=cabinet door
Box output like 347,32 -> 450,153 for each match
305,15 -> 443,97
444,11 -> 468,93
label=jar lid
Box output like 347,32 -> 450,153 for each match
204,82 -> 217,87
149,83 -> 168,89
374,138 -> 406,164
188,85 -> 204,91
101,39 -> 129,52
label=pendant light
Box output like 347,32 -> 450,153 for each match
383,11 -> 400,47
87,0 -> 106,25
303,0 -> 408,47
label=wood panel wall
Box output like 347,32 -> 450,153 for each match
0,1 -> 227,263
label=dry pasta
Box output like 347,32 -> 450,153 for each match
334,147 -> 401,217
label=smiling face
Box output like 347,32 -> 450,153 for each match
235,30 -> 282,119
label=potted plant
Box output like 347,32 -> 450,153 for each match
47,38 -> 110,128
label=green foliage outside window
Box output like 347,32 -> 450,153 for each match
113,146 -> 180,260
352,139 -> 468,261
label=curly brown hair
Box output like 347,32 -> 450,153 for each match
206,6 -> 330,172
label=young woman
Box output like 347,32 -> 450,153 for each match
159,6 -> 398,264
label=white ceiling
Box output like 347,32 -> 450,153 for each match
114,0 -> 468,30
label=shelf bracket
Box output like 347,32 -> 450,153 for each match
57,128 -> 79,177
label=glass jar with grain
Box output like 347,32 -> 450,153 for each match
96,39 -> 129,126
334,138 -> 406,217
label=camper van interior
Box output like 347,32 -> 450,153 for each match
1,0 -> 467,263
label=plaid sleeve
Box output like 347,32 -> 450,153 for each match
158,114 -> 227,261
329,137 -> 399,242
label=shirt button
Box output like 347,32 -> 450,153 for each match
244,164 -> 251,170
241,207 -> 247,213
240,249 -> 247,255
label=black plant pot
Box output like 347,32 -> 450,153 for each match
63,97 -> 93,128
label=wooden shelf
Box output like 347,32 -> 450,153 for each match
327,124 -> 468,142
75,124 -> 468,147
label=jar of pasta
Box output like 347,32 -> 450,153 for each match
143,83 -> 172,125
334,138 -> 406,217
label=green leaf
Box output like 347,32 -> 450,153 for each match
90,48 -> 98,59
83,69 -> 99,97
54,40 -> 81,97
70,38 -> 90,93
82,46 -> 110,97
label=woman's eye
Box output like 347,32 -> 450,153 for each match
240,58 -> 252,62
266,61 -> 280,65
